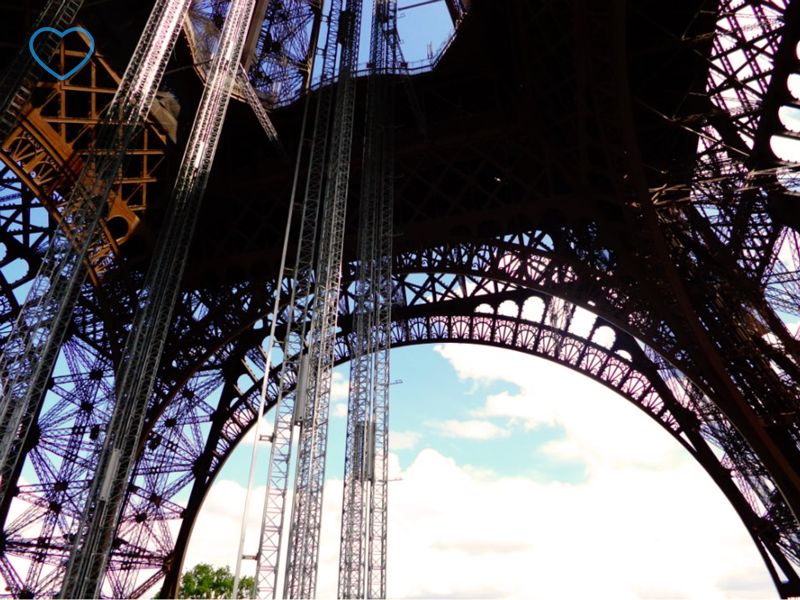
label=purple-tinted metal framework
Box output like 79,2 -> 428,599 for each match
1,0 -> 800,597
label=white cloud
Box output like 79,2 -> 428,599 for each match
715,567 -> 779,599
386,449 -> 772,599
425,419 -> 511,440
391,430 -> 422,450
330,371 -> 349,400
429,539 -> 532,556
566,305 -> 596,337
475,390 -> 551,426
440,344 -> 685,468
592,324 -> 616,348
332,401 -> 348,418
182,479 -> 265,570
772,135 -> 800,162
187,445 -> 775,600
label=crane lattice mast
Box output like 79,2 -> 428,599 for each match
0,0 -> 194,528
365,5 -> 396,593
283,0 -> 365,594
242,0 -> 365,596
338,0 -> 397,597
60,0 -> 258,595
245,1 -> 346,597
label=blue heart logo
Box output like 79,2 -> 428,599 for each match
29,27 -> 95,81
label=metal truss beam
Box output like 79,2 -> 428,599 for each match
339,0 -> 396,596
3,234 -> 798,597
189,0 -> 324,106
155,270 -> 800,598
582,0 -> 800,533
0,0 -> 194,576
59,0 -> 256,595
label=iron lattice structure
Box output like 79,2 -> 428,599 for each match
338,0 -> 396,596
1,0 -> 800,598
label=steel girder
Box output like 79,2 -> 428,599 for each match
3,180 -> 800,596
585,0 -> 800,538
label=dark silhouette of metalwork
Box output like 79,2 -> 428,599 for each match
1,0 -> 800,598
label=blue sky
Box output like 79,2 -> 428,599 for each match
384,347 -> 590,484
212,346 -> 590,489
395,0 -> 454,63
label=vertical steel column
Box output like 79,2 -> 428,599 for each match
283,0 -> 364,596
59,0 -> 257,596
0,0 -> 193,532
338,0 -> 395,597
366,6 -> 396,593
249,2 -> 344,597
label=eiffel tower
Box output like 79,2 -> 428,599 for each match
1,0 -> 800,598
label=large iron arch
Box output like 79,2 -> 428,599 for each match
2,237 -> 799,597
149,282 -> 800,598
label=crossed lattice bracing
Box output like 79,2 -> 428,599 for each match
190,0 -> 322,107
337,0 -> 396,593
2,0 -> 800,598
3,226 -> 799,597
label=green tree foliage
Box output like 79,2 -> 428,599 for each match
177,563 -> 254,599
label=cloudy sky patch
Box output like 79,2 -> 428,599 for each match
180,344 -> 777,599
